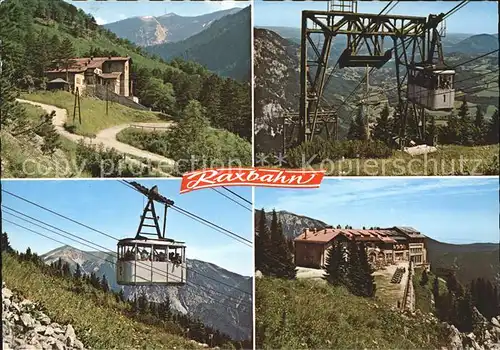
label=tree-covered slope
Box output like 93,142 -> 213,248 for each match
146,7 -> 251,81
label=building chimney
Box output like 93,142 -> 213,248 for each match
90,56 -> 94,60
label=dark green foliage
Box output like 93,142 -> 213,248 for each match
346,242 -> 375,297
347,108 -> 368,141
473,106 -> 486,144
75,140 -> 155,177
438,113 -> 460,144
372,104 -> 393,146
100,274 -> 110,293
1,232 -> 14,252
426,115 -> 437,145
486,109 -> 499,144
2,0 -> 250,142
420,269 -> 429,286
36,111 -> 60,155
286,139 -> 393,168
256,210 -> 296,279
74,263 -> 82,279
4,245 -> 247,347
457,99 -> 474,146
323,242 -> 343,286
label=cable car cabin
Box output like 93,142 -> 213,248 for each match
408,66 -> 455,110
116,238 -> 187,285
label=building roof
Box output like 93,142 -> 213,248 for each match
45,56 -> 131,74
294,226 -> 424,244
100,72 -> 122,79
47,78 -> 69,84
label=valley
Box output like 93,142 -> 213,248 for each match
1,0 -> 251,178
254,21 -> 499,175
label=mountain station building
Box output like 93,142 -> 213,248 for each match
294,226 -> 427,269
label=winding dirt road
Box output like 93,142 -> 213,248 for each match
17,99 -> 176,170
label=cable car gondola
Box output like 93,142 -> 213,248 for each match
407,64 -> 455,111
116,183 -> 187,286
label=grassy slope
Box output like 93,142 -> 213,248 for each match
1,104 -> 91,178
256,277 -> 450,349
20,91 -> 161,137
314,144 -> 499,176
413,268 -> 448,314
2,253 -> 200,350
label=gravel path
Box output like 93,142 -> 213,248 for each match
17,99 -> 176,172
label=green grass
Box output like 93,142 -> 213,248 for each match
2,253 -> 200,350
1,103 -> 92,178
413,268 -> 448,314
314,144 -> 499,176
256,277 -> 451,349
20,91 -> 161,137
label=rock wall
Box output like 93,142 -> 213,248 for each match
2,282 -> 87,350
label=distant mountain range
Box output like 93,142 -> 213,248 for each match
256,209 -> 500,286
146,7 -> 251,81
104,8 -> 241,47
41,245 -> 252,341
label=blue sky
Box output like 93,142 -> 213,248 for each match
254,1 -> 499,34
255,177 -> 499,244
68,0 -> 250,25
1,180 -> 252,276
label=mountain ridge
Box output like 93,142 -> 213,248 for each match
104,8 -> 242,47
145,6 -> 251,81
39,245 -> 252,341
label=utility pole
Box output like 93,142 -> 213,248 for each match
106,82 -> 109,115
365,65 -> 370,140
73,87 -> 81,124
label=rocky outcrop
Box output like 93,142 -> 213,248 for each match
2,282 -> 86,350
443,312 -> 500,350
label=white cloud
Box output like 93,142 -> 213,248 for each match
263,178 -> 496,214
95,17 -> 107,25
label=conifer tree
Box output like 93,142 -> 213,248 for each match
255,209 -> 271,275
473,106 -> 486,145
323,242 -> 342,286
62,262 -> 71,278
427,115 -> 437,145
74,263 -> 82,279
346,240 -> 363,295
486,109 -> 499,144
100,274 -> 110,293
420,269 -> 429,286
357,242 -> 376,297
372,104 -> 392,146
56,38 -> 76,83
268,210 -> 296,279
458,99 -> 474,146
347,108 -> 368,141
1,232 -> 14,252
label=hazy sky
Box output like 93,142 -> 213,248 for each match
2,180 -> 253,276
254,0 -> 499,34
68,0 -> 250,25
255,177 -> 499,244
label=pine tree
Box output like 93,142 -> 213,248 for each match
74,263 -> 82,279
346,240 -> 363,295
56,38 -> 76,83
426,115 -> 437,145
38,111 -> 60,155
268,210 -> 296,279
347,108 -> 368,141
62,262 -> 71,278
486,109 -> 499,144
323,242 -> 342,286
100,274 -> 110,293
255,209 -> 271,275
473,106 -> 486,145
372,104 -> 392,146
457,99 -> 474,146
1,232 -> 14,252
420,269 -> 429,286
357,242 -> 376,297
457,289 -> 474,332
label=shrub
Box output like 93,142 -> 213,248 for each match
286,139 -> 393,167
